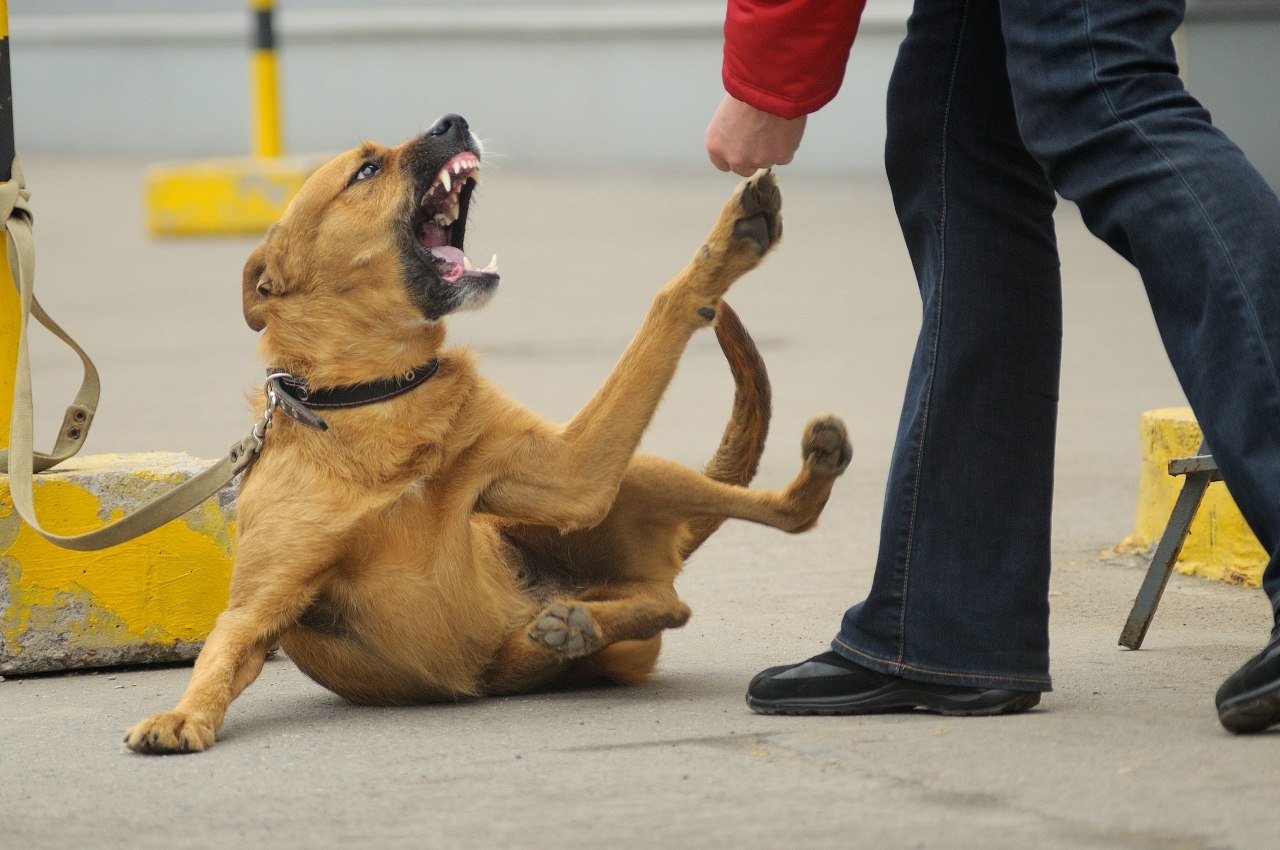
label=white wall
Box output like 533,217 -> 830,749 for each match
8,3 -> 907,174
10,1 -> 1275,189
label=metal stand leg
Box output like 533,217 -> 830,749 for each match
1119,442 -> 1220,650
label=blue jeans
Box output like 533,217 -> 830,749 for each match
833,0 -> 1280,691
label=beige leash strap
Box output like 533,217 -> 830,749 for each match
0,156 -> 99,474
1,155 -> 261,551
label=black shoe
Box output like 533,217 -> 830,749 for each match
1216,633 -> 1280,734
746,651 -> 1041,717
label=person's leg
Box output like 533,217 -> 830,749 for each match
1000,0 -> 1280,732
841,0 -> 1063,689
748,0 -> 1060,713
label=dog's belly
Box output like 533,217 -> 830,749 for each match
281,626 -> 460,705
281,525 -> 532,704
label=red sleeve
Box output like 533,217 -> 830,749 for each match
722,0 -> 867,120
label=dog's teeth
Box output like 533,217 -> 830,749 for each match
482,254 -> 498,272
453,162 -> 464,175
463,256 -> 474,271
440,170 -> 452,193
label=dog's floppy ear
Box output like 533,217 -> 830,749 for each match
242,226 -> 279,332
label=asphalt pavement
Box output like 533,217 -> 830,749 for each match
4,155 -> 1277,849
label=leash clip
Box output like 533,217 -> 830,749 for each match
251,377 -> 285,452
228,378 -> 282,474
263,369 -> 330,431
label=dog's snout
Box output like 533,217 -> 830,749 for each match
429,114 -> 470,140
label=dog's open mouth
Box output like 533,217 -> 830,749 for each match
416,152 -> 499,284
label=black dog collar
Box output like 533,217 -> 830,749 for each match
265,359 -> 441,431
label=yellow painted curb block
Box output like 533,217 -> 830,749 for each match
1,452 -> 234,674
144,154 -> 330,237
1122,407 -> 1265,586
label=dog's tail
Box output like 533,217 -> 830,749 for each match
680,301 -> 771,560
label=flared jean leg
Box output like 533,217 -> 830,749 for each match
835,0 -> 1061,691
1001,0 -> 1280,620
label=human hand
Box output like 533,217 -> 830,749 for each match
705,94 -> 807,176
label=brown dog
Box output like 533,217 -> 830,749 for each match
123,114 -> 850,754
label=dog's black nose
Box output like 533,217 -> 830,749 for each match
429,114 -> 470,140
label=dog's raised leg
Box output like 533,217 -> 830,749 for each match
477,170 -> 782,532
620,414 -> 853,534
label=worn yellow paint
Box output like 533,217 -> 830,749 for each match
1,453 -> 235,671
143,155 -> 326,236
1123,407 -> 1265,586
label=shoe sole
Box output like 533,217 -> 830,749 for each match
1218,681 -> 1280,734
746,688 -> 1041,717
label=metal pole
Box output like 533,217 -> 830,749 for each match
0,0 -> 12,182
250,0 -> 282,158
1,0 -> 19,445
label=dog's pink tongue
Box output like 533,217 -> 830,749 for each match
430,246 -> 466,282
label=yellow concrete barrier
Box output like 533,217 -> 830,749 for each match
1123,407 -> 1266,586
0,452 -> 234,674
144,154 -> 326,236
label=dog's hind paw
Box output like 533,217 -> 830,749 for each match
802,415 -> 852,478
529,603 -> 601,656
123,711 -> 215,755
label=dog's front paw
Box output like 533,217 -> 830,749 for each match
123,711 -> 215,755
529,603 -> 601,656
802,415 -> 852,478
730,169 -> 783,257
689,170 -> 783,300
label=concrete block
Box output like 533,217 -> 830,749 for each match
1123,407 -> 1266,586
1,452 -> 234,674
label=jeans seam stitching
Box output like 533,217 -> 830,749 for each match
835,638 -> 1050,688
896,0 -> 972,667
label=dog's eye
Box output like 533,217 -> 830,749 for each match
352,161 -> 380,183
